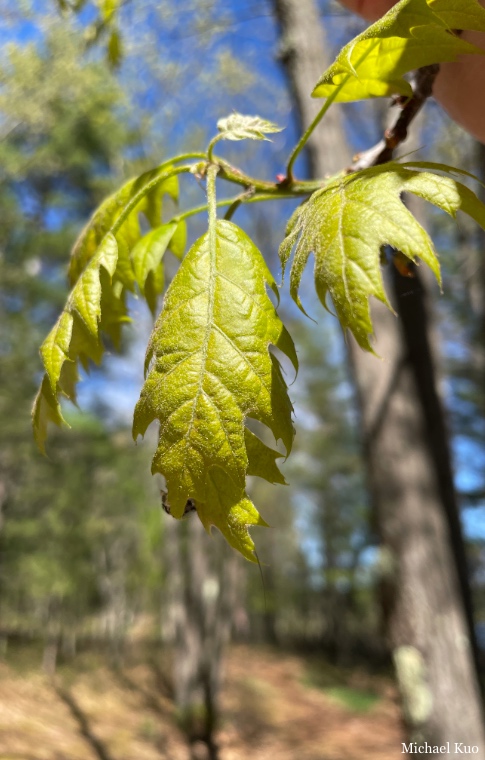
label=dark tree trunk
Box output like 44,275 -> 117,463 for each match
273,0 -> 485,749
353,279 -> 484,746
475,142 -> 485,349
466,142 -> 485,384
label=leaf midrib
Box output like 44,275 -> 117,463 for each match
181,237 -> 217,477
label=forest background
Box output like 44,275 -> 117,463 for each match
1,1 -> 485,758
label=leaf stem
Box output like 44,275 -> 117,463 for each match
173,199 -> 236,223
110,165 -> 193,237
285,47 -> 374,180
224,187 -> 255,220
207,163 -> 220,250
207,135 -> 223,163
285,90 -> 341,180
213,155 -> 332,195
167,151 -> 207,165
170,190 -> 314,226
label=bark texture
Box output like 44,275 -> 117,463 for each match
273,0 -> 485,750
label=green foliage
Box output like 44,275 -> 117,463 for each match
107,28 -> 123,67
0,30 -> 130,187
131,222 -> 182,314
133,219 -> 297,560
68,165 -> 179,286
313,0 -> 485,102
99,0 -> 119,23
33,165 -> 184,452
323,685 -> 379,713
280,162 -> 485,350
302,660 -> 380,712
0,23 -> 165,637
55,0 -> 123,68
2,417 -> 162,633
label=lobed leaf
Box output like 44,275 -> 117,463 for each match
133,219 -> 296,560
131,223 -> 177,313
130,217 -> 187,314
312,0 -> 485,103
68,165 -> 179,287
32,376 -> 67,455
33,234 -> 118,449
217,113 -> 283,142
280,162 -> 485,351
199,471 -> 269,561
245,428 -> 287,486
33,163 -> 185,451
168,219 -> 187,260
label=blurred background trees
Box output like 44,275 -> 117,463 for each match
273,0 -> 485,745
1,1 -> 485,758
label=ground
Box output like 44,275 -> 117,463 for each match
0,643 -> 404,760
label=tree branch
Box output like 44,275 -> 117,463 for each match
348,65 -> 441,172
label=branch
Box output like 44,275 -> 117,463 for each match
348,65 -> 440,172
213,155 -> 330,195
460,488 -> 485,506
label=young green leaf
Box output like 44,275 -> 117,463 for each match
33,233 -> 118,450
217,113 -> 283,142
130,223 -> 177,312
312,0 -> 485,103
68,165 -> 179,287
198,471 -> 269,562
32,376 -> 66,455
130,216 -> 188,315
133,219 -> 297,560
168,219 -> 187,260
245,428 -> 287,486
280,162 -> 485,351
33,162 -> 187,451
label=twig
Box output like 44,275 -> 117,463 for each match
348,65 -> 440,172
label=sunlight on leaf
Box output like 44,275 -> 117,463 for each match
133,219 -> 296,560
280,162 -> 485,351
33,165 -> 182,451
313,0 -> 485,102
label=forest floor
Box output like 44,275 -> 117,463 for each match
0,643 -> 404,760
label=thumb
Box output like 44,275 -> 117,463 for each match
338,0 -> 396,22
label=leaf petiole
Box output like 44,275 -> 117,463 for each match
109,164 -> 194,238
285,47 -> 374,180
207,134 -> 224,163
285,89 -> 341,180
169,190 -> 317,228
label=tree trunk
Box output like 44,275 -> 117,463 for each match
353,279 -> 484,746
474,142 -> 485,350
96,544 -> 129,667
164,517 -> 237,760
42,632 -> 59,676
273,0 -> 485,749
0,479 -> 6,535
42,601 -> 60,677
